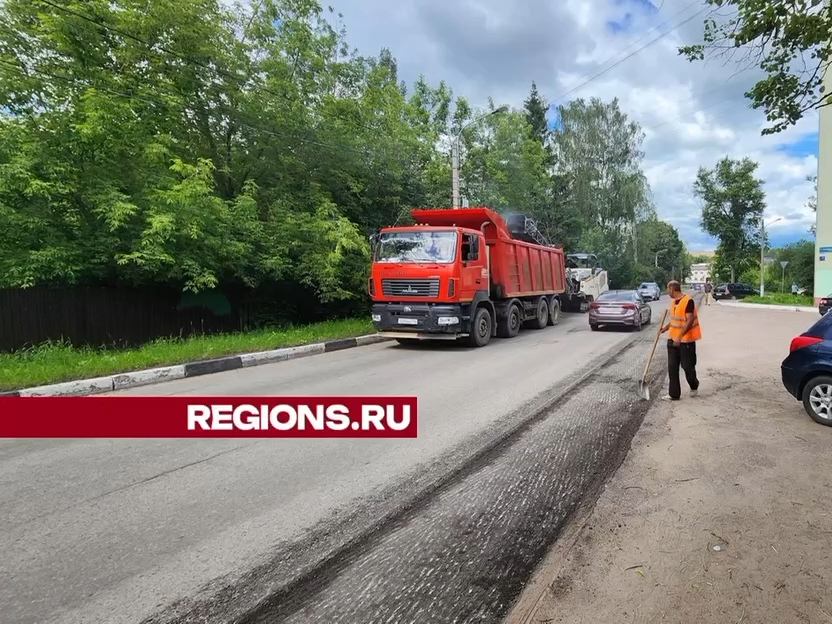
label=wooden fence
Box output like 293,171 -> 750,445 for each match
0,287 -> 251,352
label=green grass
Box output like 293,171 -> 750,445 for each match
0,318 -> 375,392
742,293 -> 814,307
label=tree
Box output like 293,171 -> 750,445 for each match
456,103 -> 551,215
551,97 -> 653,286
636,218 -> 689,285
693,157 -> 766,283
775,240 -> 815,292
678,0 -> 831,135
523,82 -> 550,146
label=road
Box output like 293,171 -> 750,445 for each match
0,299 -> 666,624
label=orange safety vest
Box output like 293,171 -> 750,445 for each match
668,294 -> 701,343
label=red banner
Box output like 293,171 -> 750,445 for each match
0,396 -> 417,438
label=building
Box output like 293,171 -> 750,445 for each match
690,262 -> 711,284
815,62 -> 831,305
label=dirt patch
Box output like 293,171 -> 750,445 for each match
521,305 -> 832,624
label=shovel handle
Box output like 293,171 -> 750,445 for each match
641,309 -> 668,384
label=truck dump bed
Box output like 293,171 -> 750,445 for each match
410,207 -> 566,299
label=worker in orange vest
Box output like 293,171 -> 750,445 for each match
660,280 -> 701,401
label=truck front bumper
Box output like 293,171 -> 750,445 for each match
371,302 -> 469,336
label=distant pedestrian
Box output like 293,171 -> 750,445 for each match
792,282 -> 799,297
660,280 -> 701,401
703,278 -> 713,306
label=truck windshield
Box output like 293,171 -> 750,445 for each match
374,231 -> 457,263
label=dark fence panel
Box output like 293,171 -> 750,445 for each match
0,287 -> 251,352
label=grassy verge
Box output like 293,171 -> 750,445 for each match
742,294 -> 814,307
0,318 -> 375,392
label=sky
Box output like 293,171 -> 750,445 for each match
325,0 -> 819,252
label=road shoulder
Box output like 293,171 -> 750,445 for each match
510,304 -> 832,624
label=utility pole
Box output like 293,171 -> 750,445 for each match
452,106 -> 509,208
760,216 -> 782,296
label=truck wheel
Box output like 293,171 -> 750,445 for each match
497,304 -> 521,338
548,298 -> 561,326
530,297 -> 548,329
466,306 -> 492,347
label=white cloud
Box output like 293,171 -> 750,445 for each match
330,0 -> 819,250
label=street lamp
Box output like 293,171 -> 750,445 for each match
452,105 -> 509,209
759,216 -> 782,297
655,249 -> 668,268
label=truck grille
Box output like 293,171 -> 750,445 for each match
381,279 -> 440,297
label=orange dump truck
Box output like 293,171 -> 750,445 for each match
368,207 -> 570,347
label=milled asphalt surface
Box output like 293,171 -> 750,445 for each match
0,300 -> 667,624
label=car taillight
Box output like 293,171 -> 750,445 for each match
822,299 -> 829,306
623,303 -> 638,310
448,278 -> 455,297
789,335 -> 822,352
368,278 -> 375,296
589,302 -> 600,309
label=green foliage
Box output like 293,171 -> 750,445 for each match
0,0 -> 686,320
636,218 -> 689,285
0,318 -> 374,391
808,175 -> 818,235
678,0 -> 831,135
694,157 -> 766,283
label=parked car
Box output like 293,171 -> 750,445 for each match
713,283 -> 759,300
637,282 -> 661,301
589,290 -> 652,331
819,295 -> 831,316
782,312 -> 832,426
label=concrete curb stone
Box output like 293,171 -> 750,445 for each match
5,333 -> 392,398
716,300 -> 817,314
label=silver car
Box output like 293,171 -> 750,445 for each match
589,290 -> 653,331
637,281 -> 661,301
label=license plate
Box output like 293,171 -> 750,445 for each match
398,317 -> 418,325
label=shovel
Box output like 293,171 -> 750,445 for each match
638,309 -> 668,401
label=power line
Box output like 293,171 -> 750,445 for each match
550,1 -> 709,103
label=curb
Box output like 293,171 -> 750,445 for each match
716,300 -> 817,313
5,334 -> 392,398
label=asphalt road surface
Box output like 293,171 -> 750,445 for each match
0,300 -> 667,624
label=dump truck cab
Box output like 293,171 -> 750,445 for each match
369,223 -> 489,338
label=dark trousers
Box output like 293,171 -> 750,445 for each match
667,340 -> 699,399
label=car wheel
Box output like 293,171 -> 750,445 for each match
590,324 -> 599,331
801,375 -> 832,426
644,310 -> 652,325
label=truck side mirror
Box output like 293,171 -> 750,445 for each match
470,237 -> 479,260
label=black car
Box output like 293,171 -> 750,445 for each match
713,282 -> 759,300
820,294 -> 831,316
781,311 -> 832,426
